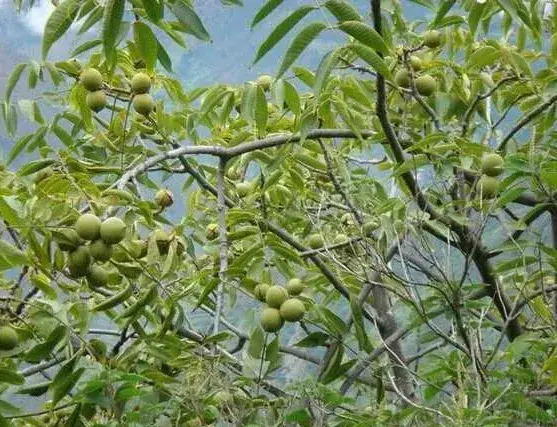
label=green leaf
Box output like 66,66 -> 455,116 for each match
431,0 -> 456,27
42,0 -> 81,59
254,85 -> 268,136
350,296 -> 372,352
133,22 -> 158,72
294,332 -> 329,347
102,0 -> 126,61
314,49 -> 340,97
324,0 -> 362,22
468,1 -> 486,37
18,159 -> 56,177
350,43 -> 392,80
248,327 -> 265,358
0,368 -> 25,385
252,0 -> 284,28
467,46 -> 499,69
71,39 -> 102,57
78,5 -> 103,35
171,0 -> 211,42
157,41 -> 173,72
4,63 -> 27,102
52,367 -> 85,405
320,345 -> 344,384
495,256 -> 537,273
253,6 -> 317,65
339,21 -> 390,55
277,22 -> 328,78
141,0 -> 164,22
0,240 -> 28,269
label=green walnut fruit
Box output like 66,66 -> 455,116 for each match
334,233 -> 349,245
477,175 -> 498,199
155,189 -> 173,208
0,325 -> 18,350
279,298 -> 305,322
80,68 -> 103,91
481,153 -> 504,177
286,278 -> 303,296
89,239 -> 114,262
423,30 -> 443,48
256,75 -> 273,91
88,338 -> 107,360
131,72 -> 151,94
133,93 -> 155,116
260,307 -> 283,333
394,69 -> 411,88
410,55 -> 422,71
362,220 -> 379,237
206,223 -> 219,241
86,265 -> 109,288
68,246 -> 91,277
415,75 -> 436,96
254,283 -> 270,302
340,213 -> 354,226
100,217 -> 126,244
307,233 -> 324,250
235,182 -> 252,198
57,229 -> 84,251
75,214 -> 102,241
86,90 -> 107,112
265,286 -> 288,308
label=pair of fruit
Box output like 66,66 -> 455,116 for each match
130,72 -> 155,116
394,69 -> 437,97
477,153 -> 504,199
0,325 -> 18,351
256,281 -> 306,332
81,68 -> 107,113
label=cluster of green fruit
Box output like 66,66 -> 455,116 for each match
394,30 -> 444,96
0,325 -> 19,351
477,153 -> 505,199
254,279 -> 305,333
59,214 -> 127,288
80,68 -> 155,117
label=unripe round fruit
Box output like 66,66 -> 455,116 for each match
477,175 -> 498,199
286,278 -> 304,296
279,298 -> 305,322
75,214 -> 101,241
57,229 -> 84,251
260,307 -> 283,332
89,239 -> 114,262
226,167 -> 241,181
100,217 -> 126,244
307,234 -> 324,250
236,182 -> 252,198
256,75 -> 273,91
80,68 -> 103,91
86,90 -> 107,112
254,283 -> 270,301
131,72 -> 151,94
334,233 -> 349,245
394,69 -> 411,88
86,265 -> 109,288
133,93 -> 155,116
265,286 -> 288,308
68,246 -> 91,277
423,30 -> 443,48
206,223 -> 219,241
155,189 -> 173,208
410,55 -> 422,71
362,220 -> 379,237
481,153 -> 504,177
340,213 -> 353,226
0,325 -> 18,350
415,75 -> 437,96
